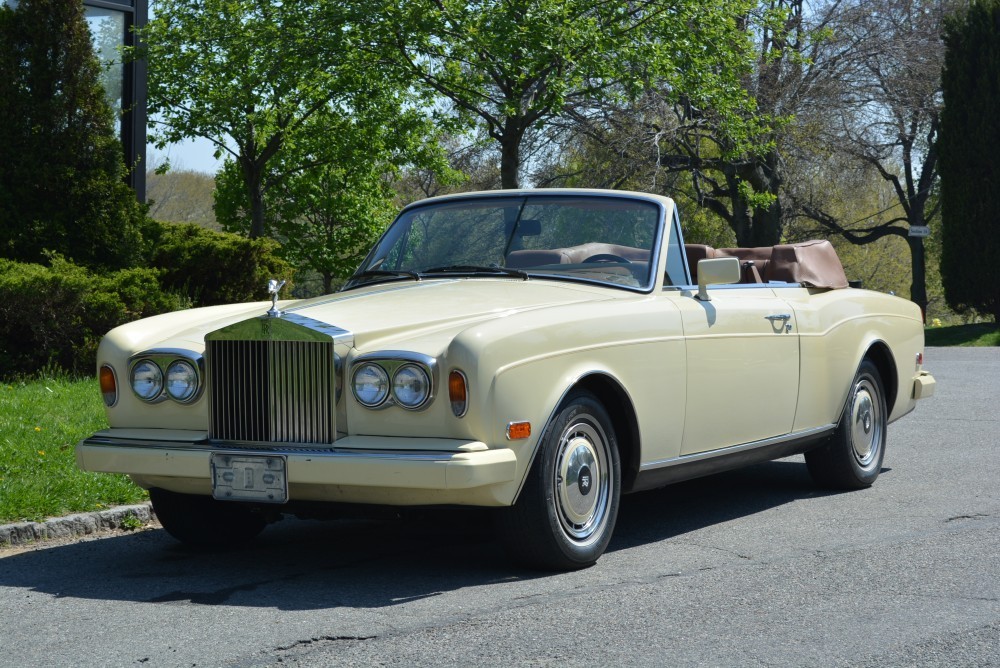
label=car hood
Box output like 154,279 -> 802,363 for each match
284,278 -> 609,351
120,278 -> 613,355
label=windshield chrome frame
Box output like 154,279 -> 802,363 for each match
346,191 -> 667,295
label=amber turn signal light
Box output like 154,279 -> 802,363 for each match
99,364 -> 118,407
448,370 -> 468,417
506,421 -> 531,440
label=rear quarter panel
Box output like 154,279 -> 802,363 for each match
781,287 -> 924,430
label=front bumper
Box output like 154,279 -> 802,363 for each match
77,430 -> 519,507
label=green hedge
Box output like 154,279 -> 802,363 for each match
0,256 -> 186,377
144,221 -> 295,306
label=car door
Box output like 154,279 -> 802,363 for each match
670,287 -> 800,455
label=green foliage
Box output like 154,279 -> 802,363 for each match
144,221 -> 295,306
0,0 -> 145,271
377,0 -> 759,189
0,376 -> 146,523
0,257 -> 185,379
138,0 -> 434,240
939,0 -> 1000,323
214,105 -> 440,293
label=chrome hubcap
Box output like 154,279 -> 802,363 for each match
850,378 -> 882,468
554,417 -> 611,544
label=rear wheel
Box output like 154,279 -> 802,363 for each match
806,359 -> 887,489
150,488 -> 267,546
498,390 -> 621,570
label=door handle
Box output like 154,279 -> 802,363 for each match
765,313 -> 793,333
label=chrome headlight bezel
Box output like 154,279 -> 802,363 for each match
351,352 -> 436,411
127,350 -> 204,404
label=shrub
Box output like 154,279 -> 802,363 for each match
144,221 -> 295,306
0,256 -> 185,378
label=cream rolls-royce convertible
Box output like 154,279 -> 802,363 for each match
77,189 -> 936,570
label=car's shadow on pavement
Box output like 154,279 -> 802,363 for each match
1,457 -> 858,610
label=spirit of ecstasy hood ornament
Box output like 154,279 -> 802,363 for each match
266,279 -> 286,318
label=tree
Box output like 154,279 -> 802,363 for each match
0,0 -> 144,270
376,0 -> 757,190
939,0 -> 1000,323
792,0 -> 952,317
214,108 -> 435,292
138,0 -> 418,239
535,1 -> 849,247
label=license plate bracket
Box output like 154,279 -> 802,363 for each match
211,453 -> 288,504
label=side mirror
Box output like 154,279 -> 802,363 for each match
696,257 -> 740,301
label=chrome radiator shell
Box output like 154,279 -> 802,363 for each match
205,313 -> 351,445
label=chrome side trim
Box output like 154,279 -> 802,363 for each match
639,424 -> 837,472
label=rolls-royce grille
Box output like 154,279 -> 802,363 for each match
208,339 -> 335,444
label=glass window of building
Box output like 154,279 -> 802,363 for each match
84,7 -> 126,136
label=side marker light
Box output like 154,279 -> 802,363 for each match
506,421 -> 531,440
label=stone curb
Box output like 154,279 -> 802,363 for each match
0,503 -> 155,548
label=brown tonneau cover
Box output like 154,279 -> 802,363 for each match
687,239 -> 849,289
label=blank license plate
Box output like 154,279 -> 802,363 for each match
211,453 -> 288,504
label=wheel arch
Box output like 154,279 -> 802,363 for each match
862,339 -> 898,411
572,373 -> 642,494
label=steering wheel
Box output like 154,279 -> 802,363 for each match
583,253 -> 631,264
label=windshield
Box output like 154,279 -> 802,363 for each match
348,195 -> 663,291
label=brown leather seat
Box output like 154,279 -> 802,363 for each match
684,244 -> 716,283
715,247 -> 772,283
505,249 -> 573,268
507,243 -> 650,268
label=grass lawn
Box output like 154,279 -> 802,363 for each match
0,376 -> 146,524
925,322 -> 1000,347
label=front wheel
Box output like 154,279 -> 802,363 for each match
150,488 -> 267,546
498,390 -> 621,570
805,359 -> 887,489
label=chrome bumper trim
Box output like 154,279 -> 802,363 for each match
76,435 -> 516,491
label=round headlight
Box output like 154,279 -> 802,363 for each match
353,363 -> 389,407
165,359 -> 199,402
393,364 -> 431,409
130,360 -> 163,402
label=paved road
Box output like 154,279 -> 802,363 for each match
1,347 -> 997,667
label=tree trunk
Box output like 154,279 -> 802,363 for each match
499,137 -> 520,190
499,117 -> 526,190
240,158 -> 267,239
249,180 -> 266,239
907,235 -> 927,322
737,151 -> 783,247
726,174 -> 783,248
749,198 -> 783,247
